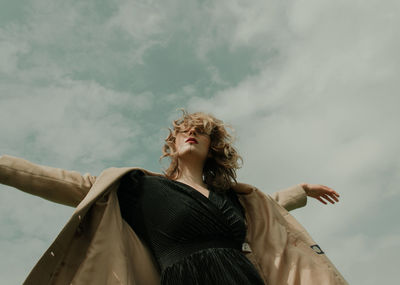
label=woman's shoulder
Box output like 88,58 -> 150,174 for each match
123,168 -> 170,186
128,169 -> 146,180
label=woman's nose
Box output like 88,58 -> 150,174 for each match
188,127 -> 197,135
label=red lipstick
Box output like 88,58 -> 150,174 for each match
185,137 -> 198,144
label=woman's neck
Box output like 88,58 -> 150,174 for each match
175,159 -> 207,188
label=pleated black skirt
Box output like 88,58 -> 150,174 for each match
161,247 -> 265,285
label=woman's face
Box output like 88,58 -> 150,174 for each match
174,124 -> 211,162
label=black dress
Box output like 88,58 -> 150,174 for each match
117,170 -> 265,285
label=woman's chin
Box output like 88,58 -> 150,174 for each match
178,149 -> 207,161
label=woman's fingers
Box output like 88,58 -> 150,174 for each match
323,185 -> 340,198
315,194 -> 335,204
322,194 -> 336,204
325,190 -> 339,202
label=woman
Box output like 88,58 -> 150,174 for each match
0,110 -> 347,284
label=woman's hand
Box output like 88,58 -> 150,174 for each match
300,183 -> 340,205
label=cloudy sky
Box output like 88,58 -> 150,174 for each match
0,0 -> 399,283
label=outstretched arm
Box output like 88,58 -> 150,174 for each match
0,155 -> 96,207
271,183 -> 340,211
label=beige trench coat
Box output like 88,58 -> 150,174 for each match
0,155 -> 348,284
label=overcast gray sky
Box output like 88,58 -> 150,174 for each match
1,0 -> 399,284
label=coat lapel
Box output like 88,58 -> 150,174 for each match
35,167 -> 162,285
75,167 -> 131,213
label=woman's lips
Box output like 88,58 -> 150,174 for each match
185,138 -> 198,143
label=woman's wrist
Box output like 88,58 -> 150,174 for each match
300,183 -> 309,194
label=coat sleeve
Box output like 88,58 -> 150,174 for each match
0,154 -> 96,207
270,184 -> 307,211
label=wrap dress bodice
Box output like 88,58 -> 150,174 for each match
117,170 -> 265,285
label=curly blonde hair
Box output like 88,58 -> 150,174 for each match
160,110 -> 243,192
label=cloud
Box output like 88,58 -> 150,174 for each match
193,0 -> 291,59
0,35 -> 29,74
107,0 -> 165,40
331,233 -> 400,284
0,79 -> 154,171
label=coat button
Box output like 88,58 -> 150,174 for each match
242,242 -> 252,253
